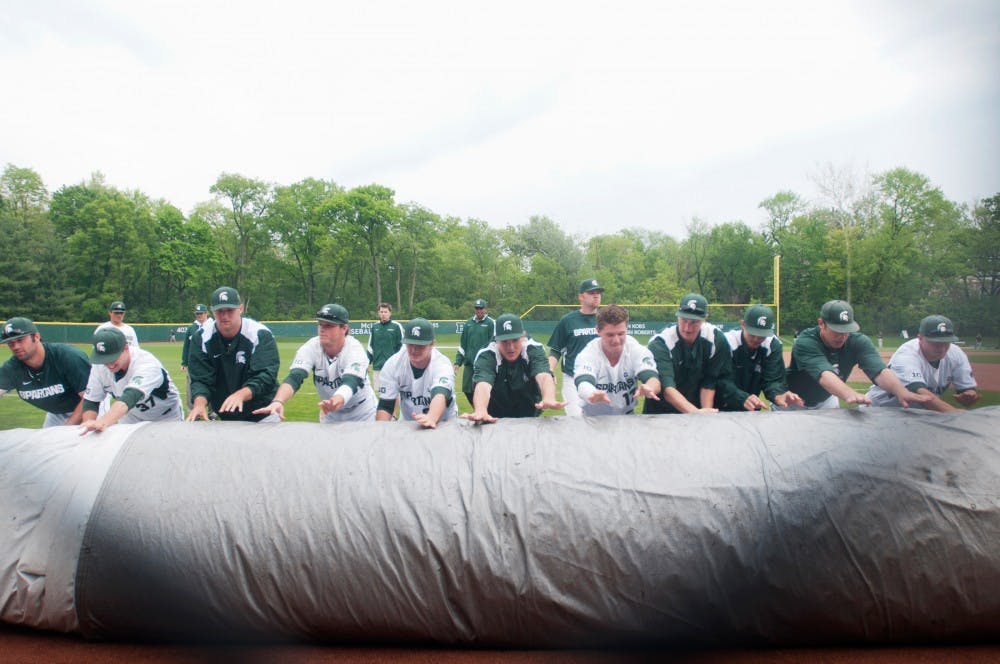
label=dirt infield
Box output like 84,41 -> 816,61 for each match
850,351 -> 1000,390
1,624 -> 998,664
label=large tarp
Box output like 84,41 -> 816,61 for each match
2,408 -> 999,646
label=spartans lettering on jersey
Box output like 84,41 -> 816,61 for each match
315,374 -> 344,390
399,390 -> 431,407
19,384 -> 67,400
573,327 -> 598,337
596,379 -> 636,395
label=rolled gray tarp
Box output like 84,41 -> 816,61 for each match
1,408 -> 998,646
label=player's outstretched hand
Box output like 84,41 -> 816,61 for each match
954,390 -> 980,407
635,384 -> 660,401
535,398 -> 567,412
743,394 -> 768,411
219,392 -> 246,413
78,419 -> 108,436
319,395 -> 345,416
252,401 -> 285,420
413,413 -> 439,429
695,407 -> 719,414
842,391 -> 872,407
186,404 -> 210,422
461,409 -> 498,424
772,391 -> 804,409
897,389 -> 932,409
586,390 -> 611,405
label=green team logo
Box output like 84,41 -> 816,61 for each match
439,376 -> 449,385
642,356 -> 655,367
351,362 -> 362,372
131,376 -> 143,385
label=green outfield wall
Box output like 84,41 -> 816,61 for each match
32,320 -> 740,344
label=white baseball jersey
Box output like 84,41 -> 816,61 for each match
867,339 -> 977,407
573,335 -> 658,416
288,335 -> 376,422
378,347 -> 458,422
84,348 -> 183,422
94,321 -> 140,347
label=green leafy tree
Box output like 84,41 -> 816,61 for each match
209,173 -> 273,292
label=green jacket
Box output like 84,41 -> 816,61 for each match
716,329 -> 790,410
188,318 -> 279,421
456,314 -> 495,394
367,320 -> 404,370
786,326 -> 885,407
644,322 -> 732,414
472,339 -> 551,418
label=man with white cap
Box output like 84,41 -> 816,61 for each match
785,300 -> 929,409
79,327 -> 184,434
866,314 -> 979,411
716,304 -> 803,411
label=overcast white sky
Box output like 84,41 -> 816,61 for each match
1,0 -> 997,238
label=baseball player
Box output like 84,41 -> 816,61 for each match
715,304 -> 803,411
547,278 -> 603,416
79,327 -> 184,434
866,314 -> 979,411
454,298 -> 495,406
186,286 -> 280,422
573,304 -> 661,416
367,302 -> 404,392
644,293 -> 729,414
180,303 -> 210,408
0,317 -> 91,427
461,313 -> 564,422
376,318 -> 458,428
785,300 -> 929,409
94,300 -> 140,347
253,304 -> 376,422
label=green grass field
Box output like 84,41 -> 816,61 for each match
1,334 -> 996,430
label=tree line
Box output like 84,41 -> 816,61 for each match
0,164 -> 996,337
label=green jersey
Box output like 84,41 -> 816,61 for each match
181,318 -> 207,368
188,318 -> 280,421
716,329 -> 790,411
786,326 -> 886,407
0,342 -> 90,415
472,339 -> 551,418
367,320 -> 404,370
456,314 -> 495,394
644,323 -> 732,414
547,310 -> 598,377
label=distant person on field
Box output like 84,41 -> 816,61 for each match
186,287 -> 280,422
548,279 -> 604,416
79,327 -> 184,434
975,332 -> 983,350
454,298 -> 495,407
0,317 -> 91,427
94,300 -> 140,348
715,305 -> 803,411
573,304 -> 661,416
461,313 -> 564,422
253,304 -> 376,422
367,302 -> 403,392
377,318 -> 457,428
866,315 -> 979,412
180,303 -> 211,408
644,293 -> 729,414
784,300 -> 929,409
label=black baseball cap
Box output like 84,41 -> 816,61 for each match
316,303 -> 349,324
579,279 -> 604,293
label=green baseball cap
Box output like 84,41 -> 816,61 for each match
820,300 -> 860,333
2,317 -> 38,343
109,300 -> 126,312
403,318 -> 435,345
579,279 -> 604,293
677,293 -> 708,320
494,313 -> 525,341
474,298 -> 487,308
211,286 -> 242,311
316,303 -> 349,324
194,304 -> 208,314
919,315 -> 958,343
90,327 -> 127,363
743,304 -> 776,337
